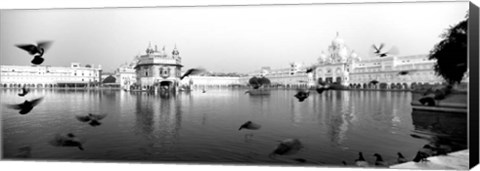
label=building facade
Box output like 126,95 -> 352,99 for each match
115,59 -> 137,89
247,63 -> 310,87
134,44 -> 183,90
310,32 -> 361,87
0,63 -> 102,88
348,54 -> 444,89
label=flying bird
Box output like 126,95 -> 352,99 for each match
5,97 -> 44,114
305,66 -> 318,73
49,133 -> 84,151
269,139 -> 304,157
16,41 -> 53,65
75,113 -> 107,127
369,80 -> 379,85
238,121 -> 261,130
18,86 -> 30,97
294,90 -> 310,102
398,71 -> 410,75
355,152 -> 369,167
371,43 -> 399,58
180,68 -> 206,80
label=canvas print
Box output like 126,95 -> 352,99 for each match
0,1 -> 473,170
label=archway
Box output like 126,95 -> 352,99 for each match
159,81 -> 173,91
390,83 -> 396,89
396,83 -> 402,90
410,82 -> 417,90
379,82 -> 388,89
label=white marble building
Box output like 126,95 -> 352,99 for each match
0,63 -> 102,88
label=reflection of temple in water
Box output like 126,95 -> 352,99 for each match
135,96 -> 155,135
326,91 -> 351,146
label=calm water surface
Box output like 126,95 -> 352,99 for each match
1,89 -> 467,166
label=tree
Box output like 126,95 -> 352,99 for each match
249,76 -> 271,89
102,75 -> 116,83
428,15 -> 467,85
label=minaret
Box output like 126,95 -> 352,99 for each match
172,44 -> 180,57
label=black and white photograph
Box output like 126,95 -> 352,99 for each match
0,0 -> 477,170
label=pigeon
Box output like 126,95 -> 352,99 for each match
373,153 -> 388,167
269,139 -> 304,157
6,97 -> 44,114
342,161 -> 348,166
16,41 -> 53,65
202,89 -> 207,93
238,121 -> 261,130
355,152 -> 369,167
18,87 -> 30,97
294,90 -> 310,102
398,71 -> 410,75
75,113 -> 107,127
180,68 -> 206,80
305,66 -> 318,73
369,80 -> 379,85
397,152 -> 408,164
412,145 -> 434,162
49,133 -> 84,151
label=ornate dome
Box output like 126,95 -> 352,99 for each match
338,47 -> 348,61
332,32 -> 345,47
318,51 -> 328,64
172,45 -> 179,56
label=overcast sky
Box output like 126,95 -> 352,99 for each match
0,1 -> 468,72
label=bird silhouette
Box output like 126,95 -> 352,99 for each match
397,152 -> 408,164
238,121 -> 261,130
398,71 -> 410,75
369,80 -> 379,85
75,113 -> 107,127
269,139 -> 304,157
49,133 -> 84,151
6,97 -> 44,114
412,145 -> 434,162
18,86 -> 30,97
294,90 -> 310,102
355,152 -> 369,167
180,68 -> 206,80
305,66 -> 318,73
372,43 -> 398,58
373,153 -> 389,167
16,41 -> 53,65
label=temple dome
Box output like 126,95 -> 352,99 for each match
332,32 -> 345,47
